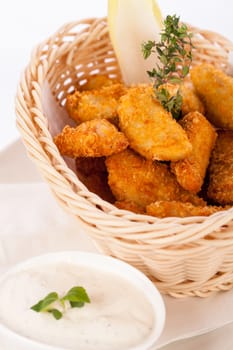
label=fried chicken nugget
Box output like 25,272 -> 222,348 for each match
115,200 -> 145,214
66,83 -> 126,123
180,80 -> 205,116
54,119 -> 129,158
191,63 -> 233,129
146,201 -> 225,218
105,149 -> 205,208
171,112 -> 217,193
207,131 -> 233,205
118,85 -> 192,161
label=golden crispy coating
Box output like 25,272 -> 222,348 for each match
115,200 -> 145,214
118,85 -> 192,161
75,157 -> 106,176
105,149 -> 205,208
177,191 -> 206,207
80,75 -> 118,91
54,119 -> 129,158
171,112 -> 217,193
207,131 -> 233,205
146,201 -> 225,218
180,80 -> 205,116
66,83 -> 126,123
191,64 -> 233,129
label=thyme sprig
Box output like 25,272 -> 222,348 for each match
142,14 -> 193,119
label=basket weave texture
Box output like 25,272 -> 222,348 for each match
16,17 -> 233,297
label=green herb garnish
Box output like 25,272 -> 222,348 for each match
142,14 -> 193,119
62,286 -> 90,308
30,286 -> 90,320
48,309 -> 63,320
31,292 -> 59,312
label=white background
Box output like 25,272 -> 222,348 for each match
1,0 -> 233,150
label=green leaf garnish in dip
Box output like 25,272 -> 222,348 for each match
62,286 -> 90,308
31,292 -> 59,312
31,286 -> 90,320
48,309 -> 63,320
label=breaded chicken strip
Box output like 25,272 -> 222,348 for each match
66,83 -> 126,123
105,149 -> 205,208
80,75 -> 118,91
171,112 -> 217,193
191,64 -> 233,129
146,201 -> 225,218
115,200 -> 145,214
180,80 -> 205,116
118,85 -> 192,161
54,119 -> 129,158
207,131 -> 233,205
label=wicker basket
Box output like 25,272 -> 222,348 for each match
16,17 -> 233,297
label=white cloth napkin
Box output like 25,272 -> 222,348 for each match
1,140 -> 233,350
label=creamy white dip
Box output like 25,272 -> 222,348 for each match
0,262 -> 155,350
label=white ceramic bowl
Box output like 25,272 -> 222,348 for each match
0,251 -> 165,350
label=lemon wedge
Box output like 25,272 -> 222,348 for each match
108,0 -> 163,84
